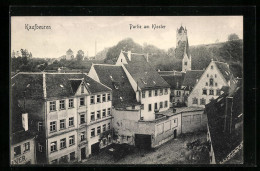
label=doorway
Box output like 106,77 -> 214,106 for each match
173,129 -> 177,138
81,147 -> 86,160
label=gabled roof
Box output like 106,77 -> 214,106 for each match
122,54 -> 170,90
214,61 -> 233,83
11,73 -> 111,100
93,65 -> 139,108
182,70 -> 204,87
160,75 -> 185,90
205,86 -> 243,164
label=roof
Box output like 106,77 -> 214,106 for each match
93,65 -> 139,108
11,73 -> 111,100
11,131 -> 35,145
122,53 -> 170,90
160,75 -> 184,90
205,86 -> 243,164
214,61 -> 233,83
178,26 -> 184,33
182,70 -> 204,87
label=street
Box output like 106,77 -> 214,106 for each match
81,130 -> 209,165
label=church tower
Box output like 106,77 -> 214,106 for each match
176,25 -> 192,72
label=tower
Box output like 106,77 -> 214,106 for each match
176,25 -> 191,72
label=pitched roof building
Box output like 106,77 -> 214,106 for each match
205,85 -> 243,164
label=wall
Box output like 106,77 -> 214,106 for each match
88,65 -> 100,82
116,52 -> 128,65
181,110 -> 207,133
182,53 -> 191,72
140,88 -> 170,121
188,61 -> 228,107
11,138 -> 36,164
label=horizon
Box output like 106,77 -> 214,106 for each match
11,16 -> 243,58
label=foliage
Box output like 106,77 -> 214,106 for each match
228,33 -> 239,41
76,50 -> 84,61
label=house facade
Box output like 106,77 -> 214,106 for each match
11,73 -> 112,164
187,60 -> 235,107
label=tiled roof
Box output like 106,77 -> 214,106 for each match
11,73 -> 111,100
205,86 -> 242,163
160,75 -> 184,90
123,54 -> 170,90
182,70 -> 204,87
93,65 -> 139,108
214,61 -> 233,83
11,131 -> 35,145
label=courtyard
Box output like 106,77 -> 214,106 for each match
80,130 -> 209,165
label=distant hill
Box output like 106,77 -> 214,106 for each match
103,38 -> 242,77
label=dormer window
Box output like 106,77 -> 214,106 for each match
184,62 -> 187,66
211,65 -> 213,69
121,59 -> 123,62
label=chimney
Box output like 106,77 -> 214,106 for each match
223,97 -> 234,133
146,53 -> 149,62
22,113 -> 28,131
127,51 -> 131,61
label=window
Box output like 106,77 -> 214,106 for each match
141,104 -> 144,110
206,82 -> 208,86
38,122 -> 43,131
102,109 -> 106,118
97,126 -> 101,135
154,103 -> 158,110
155,90 -> 158,96
69,117 -> 74,127
149,90 -> 152,97
164,101 -> 168,108
80,97 -> 85,106
50,101 -> 56,111
176,91 -> 181,97
209,78 -> 214,86
207,74 -> 209,77
108,123 -> 110,130
80,114 -> 85,124
107,93 -> 111,101
216,89 -> 221,95
202,89 -> 207,95
209,89 -> 214,95
60,138 -> 66,149
60,100 -> 65,110
51,159 -> 58,164
103,124 -> 106,132
50,141 -> 57,152
69,135 -> 75,146
215,74 -> 217,78
192,98 -> 198,104
97,111 -> 101,120
60,155 -> 68,163
184,62 -> 187,66
38,143 -> 43,152
60,119 -> 66,130
142,91 -> 145,98
80,132 -> 85,141
164,88 -> 168,95
97,95 -> 101,103
50,121 -> 56,132
107,108 -> 111,116
160,102 -> 163,108
14,145 -> 21,157
148,104 -> 152,111
90,96 -> 95,104
91,112 -> 95,121
91,128 -> 95,137
160,89 -> 163,95
211,65 -> 213,69
215,82 -> 218,86
70,152 -> 75,161
102,94 -> 106,102
81,84 -> 84,93
69,99 -> 74,108
200,98 -> 206,105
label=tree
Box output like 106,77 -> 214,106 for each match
76,50 -> 84,61
228,33 -> 239,41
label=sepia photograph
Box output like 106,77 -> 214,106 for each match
10,15 -> 243,165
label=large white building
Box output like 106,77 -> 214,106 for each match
187,60 -> 236,107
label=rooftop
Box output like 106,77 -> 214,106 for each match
182,70 -> 204,87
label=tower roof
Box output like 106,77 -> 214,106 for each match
178,25 -> 185,33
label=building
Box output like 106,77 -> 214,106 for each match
187,60 -> 236,107
66,49 -> 74,60
158,71 -> 189,106
175,25 -> 192,72
10,96 -> 36,165
11,72 -> 112,164
205,84 -> 243,164
89,51 -> 184,149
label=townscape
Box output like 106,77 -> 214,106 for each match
10,25 -> 243,165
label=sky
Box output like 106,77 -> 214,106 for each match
11,16 -> 243,58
